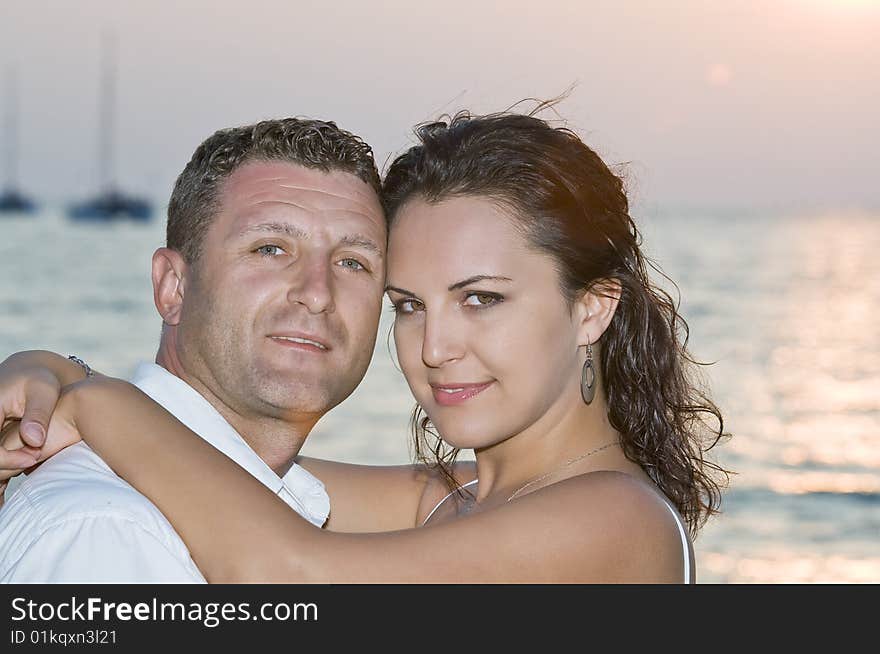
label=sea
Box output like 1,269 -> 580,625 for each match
1,204 -> 878,583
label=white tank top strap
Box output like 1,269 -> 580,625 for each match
421,479 -> 478,526
663,500 -> 692,584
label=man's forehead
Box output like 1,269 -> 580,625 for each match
214,160 -> 386,239
221,160 -> 382,213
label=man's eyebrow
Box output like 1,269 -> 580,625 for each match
235,224 -> 383,258
339,235 -> 384,258
235,222 -> 308,239
448,275 -> 513,291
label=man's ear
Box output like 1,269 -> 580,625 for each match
575,278 -> 622,347
151,248 -> 188,326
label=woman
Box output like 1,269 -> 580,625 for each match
0,109 -> 729,582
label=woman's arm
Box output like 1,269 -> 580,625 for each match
0,351 -> 464,532
294,456 -> 475,533
63,377 -> 687,583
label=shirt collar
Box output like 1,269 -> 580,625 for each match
128,361 -> 329,527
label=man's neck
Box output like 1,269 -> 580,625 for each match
154,343 -> 311,478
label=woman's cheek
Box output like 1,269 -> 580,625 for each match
394,327 -> 426,390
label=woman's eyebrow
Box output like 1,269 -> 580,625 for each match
448,275 -> 512,291
385,275 -> 512,296
384,285 -> 413,295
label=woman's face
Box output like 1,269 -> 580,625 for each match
386,195 -> 585,450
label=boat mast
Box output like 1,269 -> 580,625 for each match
3,66 -> 18,191
99,32 -> 117,195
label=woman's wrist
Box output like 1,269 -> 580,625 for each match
3,350 -> 94,386
48,376 -> 126,457
62,375 -> 125,414
65,356 -> 94,380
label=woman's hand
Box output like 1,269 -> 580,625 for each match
0,350 -> 91,473
0,382 -> 87,501
1,419 -> 42,477
0,419 -> 41,507
1,420 -> 43,508
42,382 -> 86,458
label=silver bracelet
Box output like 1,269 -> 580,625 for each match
67,355 -> 94,378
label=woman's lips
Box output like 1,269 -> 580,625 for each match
430,381 -> 494,406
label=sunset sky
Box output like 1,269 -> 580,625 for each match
1,0 -> 878,209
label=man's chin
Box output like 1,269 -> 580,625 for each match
248,359 -> 367,414
251,377 -> 341,415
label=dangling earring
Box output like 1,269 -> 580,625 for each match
580,341 -> 595,405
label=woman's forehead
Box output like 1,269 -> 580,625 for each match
386,196 -> 555,288
391,196 -> 524,243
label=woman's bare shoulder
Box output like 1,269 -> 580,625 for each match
517,470 -> 689,582
558,469 -> 684,533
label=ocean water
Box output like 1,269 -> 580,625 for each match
1,205 -> 878,583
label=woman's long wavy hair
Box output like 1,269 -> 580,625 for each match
381,104 -> 731,538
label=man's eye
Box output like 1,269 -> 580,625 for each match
255,244 -> 285,257
338,258 -> 365,271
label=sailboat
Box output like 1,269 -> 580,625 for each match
68,35 -> 152,222
0,68 -> 38,215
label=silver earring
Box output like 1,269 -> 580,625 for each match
580,341 -> 595,405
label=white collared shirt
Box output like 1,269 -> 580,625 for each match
0,362 -> 330,583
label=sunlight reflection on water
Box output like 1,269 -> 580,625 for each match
642,209 -> 880,582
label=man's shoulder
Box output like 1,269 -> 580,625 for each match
0,442 -> 197,580
2,442 -> 166,525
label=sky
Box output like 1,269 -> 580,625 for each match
1,0 -> 878,210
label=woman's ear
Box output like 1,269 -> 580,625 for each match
151,248 -> 188,326
575,278 -> 621,346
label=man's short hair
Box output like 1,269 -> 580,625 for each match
167,118 -> 381,264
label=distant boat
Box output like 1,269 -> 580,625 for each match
68,34 -> 152,222
68,188 -> 152,221
0,67 -> 37,215
0,188 -> 37,213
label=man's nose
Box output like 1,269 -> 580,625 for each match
421,310 -> 464,368
287,255 -> 335,314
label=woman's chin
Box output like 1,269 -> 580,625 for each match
431,418 -> 504,451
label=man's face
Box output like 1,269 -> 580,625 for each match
176,160 -> 386,422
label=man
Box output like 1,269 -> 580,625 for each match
0,117 -> 390,581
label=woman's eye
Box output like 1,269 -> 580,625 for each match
338,258 -> 365,271
394,299 -> 424,314
463,292 -> 501,307
255,244 -> 285,257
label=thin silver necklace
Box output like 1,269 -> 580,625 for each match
506,441 -> 618,502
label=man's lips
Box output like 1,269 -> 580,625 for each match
430,381 -> 494,406
267,332 -> 331,352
